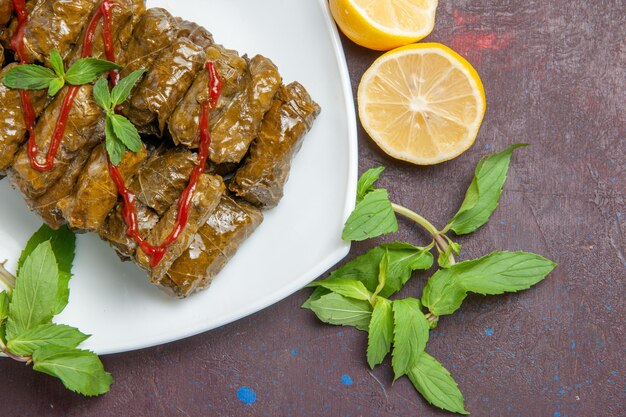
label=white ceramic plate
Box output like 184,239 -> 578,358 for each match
0,0 -> 357,354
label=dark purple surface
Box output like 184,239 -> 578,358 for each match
1,1 -> 624,416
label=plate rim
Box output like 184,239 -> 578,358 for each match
91,0 -> 359,355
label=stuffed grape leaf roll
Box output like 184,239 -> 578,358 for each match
126,37 -> 206,135
209,55 -> 282,164
175,18 -> 214,49
11,85 -> 102,199
169,45 -> 248,148
20,0 -> 101,64
0,0 -> 11,28
128,146 -> 198,215
57,141 -> 147,231
99,200 -> 159,260
0,64 -> 48,173
230,82 -> 321,208
163,194 -> 263,298
136,174 -> 225,282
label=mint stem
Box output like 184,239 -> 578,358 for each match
0,261 -> 16,289
391,204 -> 456,265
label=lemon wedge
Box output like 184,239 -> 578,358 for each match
358,43 -> 486,165
329,0 -> 438,51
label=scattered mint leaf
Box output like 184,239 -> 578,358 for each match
446,144 -> 527,235
327,242 -> 433,298
301,286 -> 329,310
408,352 -> 468,415
437,242 -> 460,269
64,58 -> 121,85
0,291 -> 9,327
342,189 -> 398,241
391,298 -> 430,379
422,251 -> 557,316
48,78 -> 65,97
309,293 -> 372,331
6,242 -> 59,340
308,278 -> 371,301
105,116 -> 126,165
93,77 -> 112,112
32,346 -> 113,396
49,49 -> 65,78
109,114 -> 142,152
357,166 -> 385,203
7,323 -> 89,357
18,224 -> 76,315
1,64 -> 57,90
372,251 -> 389,298
367,297 -> 393,368
110,68 -> 146,106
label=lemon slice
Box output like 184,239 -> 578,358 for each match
358,43 -> 486,165
329,0 -> 438,51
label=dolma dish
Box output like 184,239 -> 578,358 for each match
0,0 -> 320,298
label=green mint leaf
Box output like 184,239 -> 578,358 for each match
422,251 -> 557,316
329,242 -> 433,298
7,323 -> 89,357
373,251 -> 389,298
357,166 -> 385,203
18,224 -> 76,315
110,68 -> 147,106
32,346 -> 113,396
105,115 -> 126,165
109,114 -> 142,152
408,352 -> 468,414
366,297 -> 393,368
342,189 -> 398,241
308,278 -> 372,301
6,242 -> 59,340
391,298 -> 430,379
309,293 -> 372,331
1,64 -> 57,90
47,78 -> 65,97
301,286 -> 330,310
437,245 -> 455,269
64,58 -> 121,86
446,144 -> 527,235
49,49 -> 65,78
93,77 -> 112,112
0,291 -> 9,327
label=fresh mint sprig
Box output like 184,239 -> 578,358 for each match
0,225 -> 112,396
93,69 -> 147,165
0,49 -> 121,97
303,145 -> 557,414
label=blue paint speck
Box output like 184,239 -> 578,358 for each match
337,331 -> 343,337
571,340 -> 576,349
553,375 -> 559,381
237,387 -> 257,405
558,389 -> 565,396
341,374 -> 353,386
514,324 -> 520,332
291,349 -> 298,356
485,144 -> 492,150
607,305 -> 612,311
611,370 -> 617,376
554,412 -> 561,417
485,328 -> 494,336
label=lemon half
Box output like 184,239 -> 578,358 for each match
358,43 -> 486,165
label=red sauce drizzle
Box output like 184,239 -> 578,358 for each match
12,0 -> 221,267
109,62 -> 223,267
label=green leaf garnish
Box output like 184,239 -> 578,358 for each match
32,346 -> 113,396
49,49 -> 65,78
356,166 -> 385,203
308,278 -> 372,301
342,189 -> 398,241
391,298 -> 429,379
7,323 -> 89,357
422,251 -> 556,316
366,297 -> 393,368
309,293 -> 372,331
64,58 -> 122,85
1,65 -> 57,90
408,352 -> 468,414
5,241 -> 59,340
93,70 -> 146,165
446,144 -> 527,235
